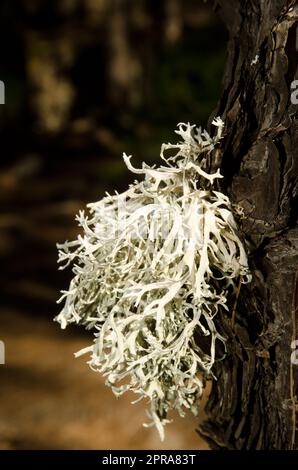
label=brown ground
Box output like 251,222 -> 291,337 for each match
0,310 -> 209,450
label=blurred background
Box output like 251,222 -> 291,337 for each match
0,0 -> 227,449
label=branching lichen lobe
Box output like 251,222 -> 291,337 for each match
56,118 -> 251,440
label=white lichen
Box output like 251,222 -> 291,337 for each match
250,54 -> 259,65
56,117 -> 251,440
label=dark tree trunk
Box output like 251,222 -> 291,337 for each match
199,0 -> 298,450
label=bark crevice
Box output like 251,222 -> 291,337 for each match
199,0 -> 298,450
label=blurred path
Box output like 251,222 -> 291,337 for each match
0,310 -> 209,450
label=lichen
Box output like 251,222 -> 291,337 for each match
56,117 -> 251,440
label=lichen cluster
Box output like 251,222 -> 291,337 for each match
56,118 -> 251,440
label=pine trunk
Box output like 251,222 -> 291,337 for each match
199,0 -> 298,450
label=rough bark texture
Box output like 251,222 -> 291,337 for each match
199,0 -> 298,450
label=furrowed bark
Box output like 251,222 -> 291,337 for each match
199,0 -> 298,450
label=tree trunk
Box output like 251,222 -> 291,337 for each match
199,0 -> 298,450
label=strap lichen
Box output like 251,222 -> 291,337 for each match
56,117 -> 251,440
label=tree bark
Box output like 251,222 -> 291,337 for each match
199,0 -> 298,450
